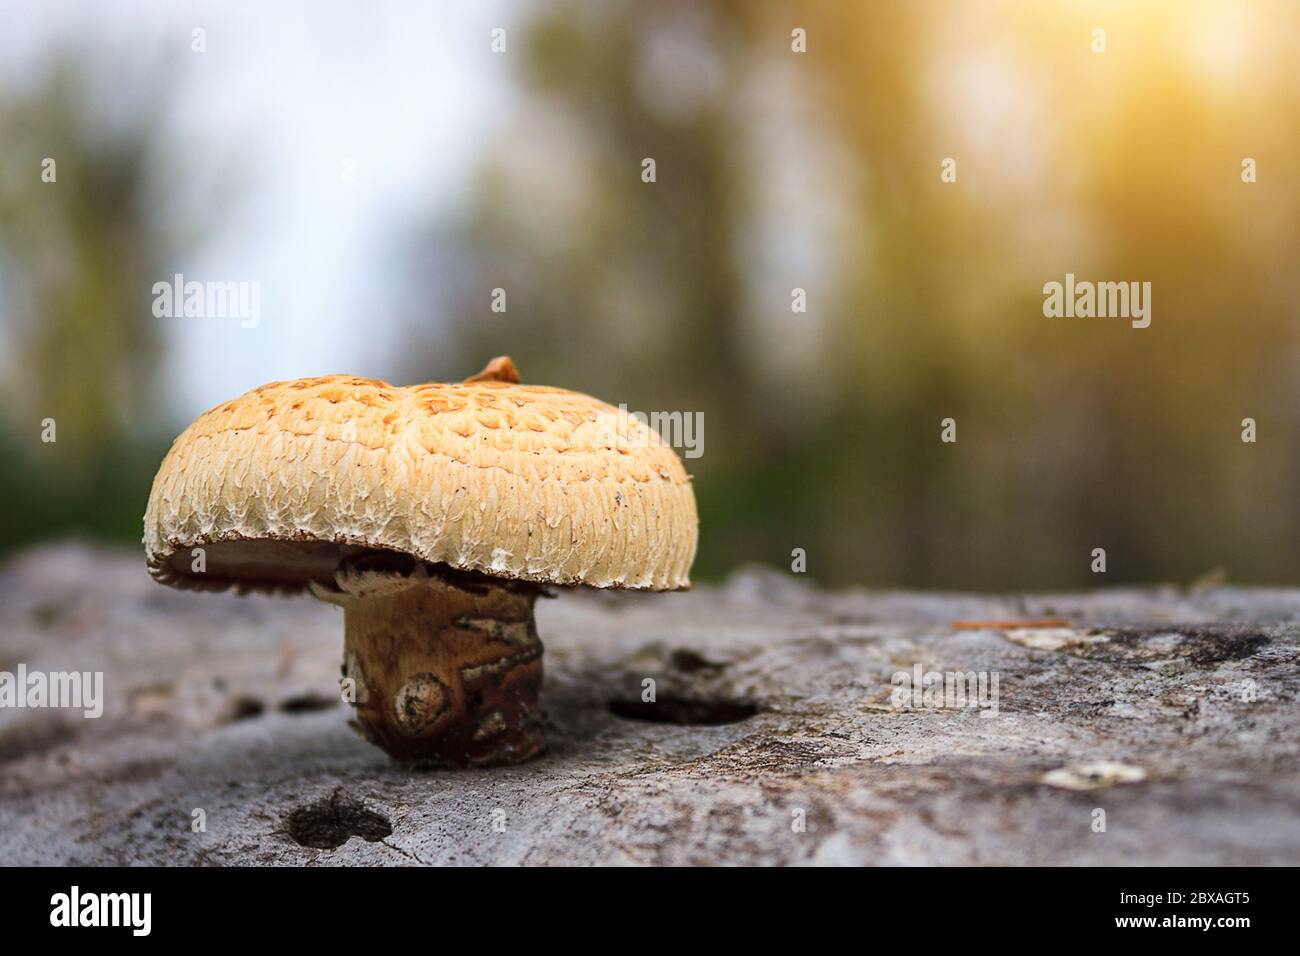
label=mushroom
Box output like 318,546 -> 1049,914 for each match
143,357 -> 698,766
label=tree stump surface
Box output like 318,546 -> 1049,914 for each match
1,544 -> 1296,865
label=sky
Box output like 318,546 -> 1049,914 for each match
0,0 -> 522,422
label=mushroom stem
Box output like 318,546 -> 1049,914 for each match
323,567 -> 545,766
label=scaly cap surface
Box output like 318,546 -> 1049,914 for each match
144,358 -> 697,593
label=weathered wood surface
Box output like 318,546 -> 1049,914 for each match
1,544 -> 1297,865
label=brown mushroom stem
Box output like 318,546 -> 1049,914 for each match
318,567 -> 545,766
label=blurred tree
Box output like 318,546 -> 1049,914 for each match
0,50 -> 207,553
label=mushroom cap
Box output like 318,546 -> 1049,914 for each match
143,363 -> 698,594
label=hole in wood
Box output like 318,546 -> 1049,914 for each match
285,791 -> 392,850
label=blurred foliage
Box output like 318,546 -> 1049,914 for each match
0,51 -> 192,554
6,2 -> 1300,590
